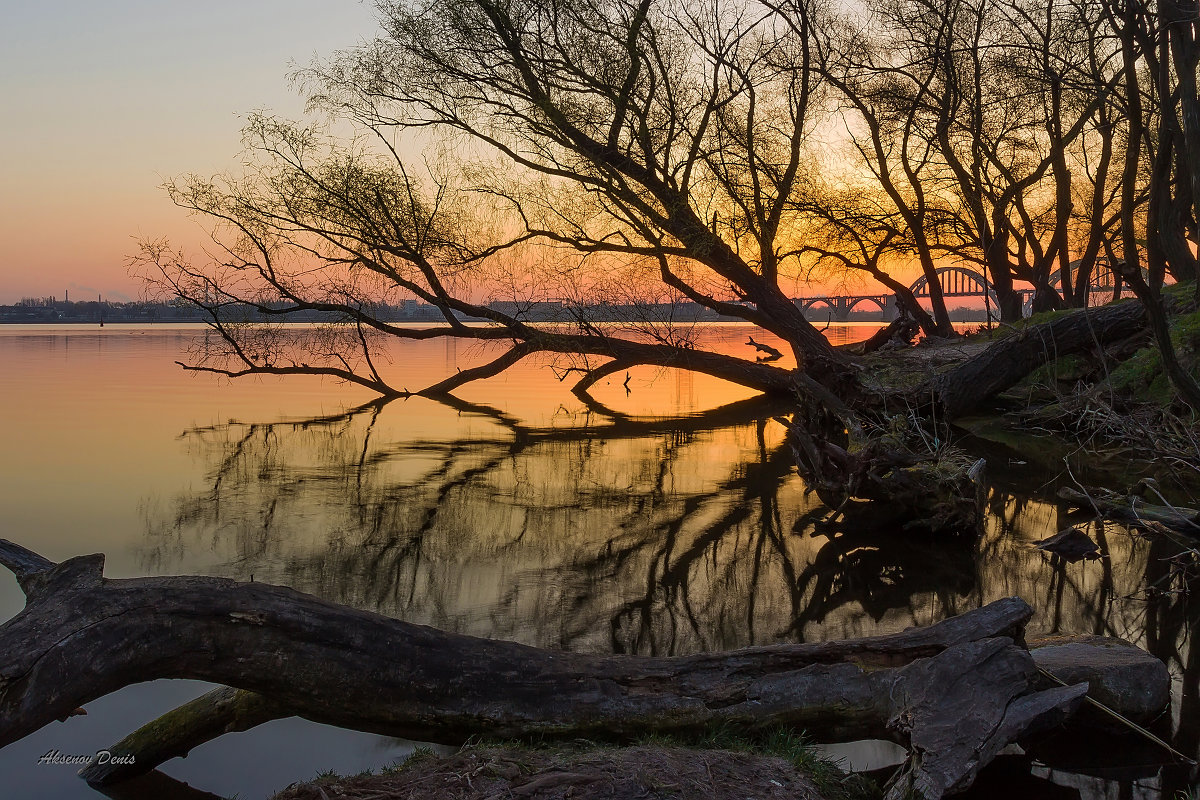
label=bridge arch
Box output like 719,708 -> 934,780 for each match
845,296 -> 887,314
909,267 -> 998,305
797,298 -> 837,314
1048,259 -> 1120,298
794,295 -> 893,322
1046,259 -> 1165,307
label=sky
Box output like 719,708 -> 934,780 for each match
0,1 -> 908,307
0,0 -> 377,303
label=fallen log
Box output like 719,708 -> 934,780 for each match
83,640 -> 1172,789
0,540 -> 1088,799
746,336 -> 784,362
88,648 -> 1086,800
78,687 -> 290,785
927,300 -> 1147,418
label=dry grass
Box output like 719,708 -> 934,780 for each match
271,744 -> 847,800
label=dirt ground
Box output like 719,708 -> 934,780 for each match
270,744 -> 841,800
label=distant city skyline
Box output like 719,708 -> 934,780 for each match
0,1 -> 375,304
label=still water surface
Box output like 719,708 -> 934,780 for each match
0,324 -> 1195,799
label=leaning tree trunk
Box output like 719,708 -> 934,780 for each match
925,298 -> 1148,418
0,540 -> 1093,800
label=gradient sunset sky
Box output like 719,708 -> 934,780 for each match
0,1 -> 376,303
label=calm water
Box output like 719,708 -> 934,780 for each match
0,324 -> 1195,799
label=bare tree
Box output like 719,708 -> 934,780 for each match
144,0 -> 871,413
1103,0 -> 1200,407
907,0 -> 1116,319
141,0 -> 1191,420
812,1 -> 960,335
790,183 -> 941,335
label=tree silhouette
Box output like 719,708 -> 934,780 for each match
141,0 -> 866,411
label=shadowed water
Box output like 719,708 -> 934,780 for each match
0,325 -> 1195,799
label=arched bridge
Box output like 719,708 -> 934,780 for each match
794,262 -> 1122,321
794,294 -> 895,321
910,266 -> 998,303
1049,260 -> 1118,297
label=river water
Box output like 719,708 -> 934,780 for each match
0,324 -> 1195,799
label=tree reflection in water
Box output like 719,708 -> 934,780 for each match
140,397 -> 1199,780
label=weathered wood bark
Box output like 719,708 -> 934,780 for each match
84,639 -> 1169,789
927,299 -> 1147,418
0,541 -> 1087,799
882,641 -> 1085,800
0,538 -> 1033,749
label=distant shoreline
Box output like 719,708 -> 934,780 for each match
0,303 -> 993,326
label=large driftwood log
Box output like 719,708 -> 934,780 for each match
0,540 -> 1086,799
928,300 -> 1147,418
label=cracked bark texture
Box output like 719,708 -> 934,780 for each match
0,540 -> 1091,799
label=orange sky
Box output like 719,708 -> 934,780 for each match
0,2 -> 912,306
0,1 -> 375,304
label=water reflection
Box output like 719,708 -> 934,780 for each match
140,394 -> 1199,792
146,395 -> 837,653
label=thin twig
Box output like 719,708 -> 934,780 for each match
1038,668 -> 1195,765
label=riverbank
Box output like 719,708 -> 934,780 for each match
270,735 -> 876,800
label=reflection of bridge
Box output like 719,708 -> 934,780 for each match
794,261 -> 1119,321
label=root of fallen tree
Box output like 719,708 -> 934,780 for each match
0,539 -> 1121,800
781,417 -> 982,535
756,299 -> 1156,534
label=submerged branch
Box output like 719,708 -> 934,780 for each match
176,361 -> 407,397
419,342 -> 538,396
